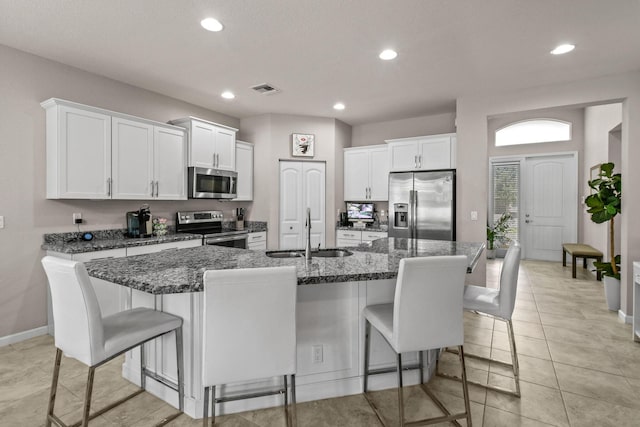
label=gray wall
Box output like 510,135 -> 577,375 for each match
351,112 -> 456,147
0,44 -> 246,338
583,104 -> 622,263
239,114 -> 349,249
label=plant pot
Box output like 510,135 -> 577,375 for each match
603,275 -> 620,311
486,249 -> 496,259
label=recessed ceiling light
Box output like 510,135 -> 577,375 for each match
201,18 -> 223,32
379,49 -> 398,60
550,44 -> 575,55
221,91 -> 235,99
333,102 -> 345,110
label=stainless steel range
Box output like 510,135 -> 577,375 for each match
176,210 -> 248,248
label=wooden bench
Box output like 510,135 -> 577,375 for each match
562,243 -> 603,281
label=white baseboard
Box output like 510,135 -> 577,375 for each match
0,326 -> 49,347
618,309 -> 632,324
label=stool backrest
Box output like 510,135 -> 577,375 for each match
41,256 -> 104,366
497,241 -> 522,320
393,255 -> 468,353
202,266 -> 297,386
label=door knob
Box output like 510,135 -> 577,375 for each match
290,226 -> 293,230
525,219 -> 533,223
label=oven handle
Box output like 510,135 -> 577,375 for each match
206,234 -> 248,244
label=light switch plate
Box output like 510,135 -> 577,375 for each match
0,215 -> 4,228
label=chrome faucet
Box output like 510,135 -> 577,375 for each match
305,207 -> 311,261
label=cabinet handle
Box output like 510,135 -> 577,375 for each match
155,181 -> 159,197
151,181 -> 155,197
107,177 -> 111,197
215,153 -> 219,168
419,154 -> 422,168
213,154 -> 216,167
414,155 -> 418,169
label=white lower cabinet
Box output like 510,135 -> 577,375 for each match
336,229 -> 387,247
247,231 -> 267,250
118,278 -> 426,418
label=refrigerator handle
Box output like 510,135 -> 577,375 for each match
412,189 -> 418,238
409,190 -> 415,239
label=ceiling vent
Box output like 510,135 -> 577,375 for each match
250,83 -> 281,95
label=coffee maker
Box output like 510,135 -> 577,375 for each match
126,204 -> 153,238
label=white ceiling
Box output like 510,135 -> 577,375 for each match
1,0 -> 639,125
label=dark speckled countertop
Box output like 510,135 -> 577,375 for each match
41,221 -> 267,254
83,238 -> 484,294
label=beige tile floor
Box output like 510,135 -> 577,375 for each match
2,259 -> 639,426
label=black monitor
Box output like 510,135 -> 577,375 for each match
346,202 -> 374,222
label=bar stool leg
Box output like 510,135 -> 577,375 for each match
363,320 -> 371,393
176,328 -> 184,412
211,385 -> 217,427
457,346 -> 472,426
203,386 -> 209,427
140,343 -> 146,390
45,348 -> 63,427
507,320 -> 521,397
81,367 -> 96,427
290,374 -> 297,427
396,353 -> 404,427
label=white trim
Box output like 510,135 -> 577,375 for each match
0,326 -> 49,347
618,309 -> 632,324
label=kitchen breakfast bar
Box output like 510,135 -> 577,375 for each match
83,238 -> 484,418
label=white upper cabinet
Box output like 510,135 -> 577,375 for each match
153,126 -> 187,200
111,117 -> 154,199
235,140 -> 254,201
42,98 -> 186,200
344,145 -> 389,201
386,133 -> 456,171
170,117 -> 237,171
43,101 -> 112,199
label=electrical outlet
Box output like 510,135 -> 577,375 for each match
312,344 -> 323,364
0,215 -> 4,229
73,212 -> 83,224
470,211 -> 478,221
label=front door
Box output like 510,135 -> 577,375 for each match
523,154 -> 577,261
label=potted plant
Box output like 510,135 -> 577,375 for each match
585,162 -> 621,311
487,212 -> 511,259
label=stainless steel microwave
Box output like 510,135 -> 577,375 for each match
188,167 -> 237,199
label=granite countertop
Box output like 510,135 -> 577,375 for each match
41,230 -> 202,254
336,225 -> 389,232
41,221 -> 268,254
84,238 -> 485,294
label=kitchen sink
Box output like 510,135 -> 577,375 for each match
311,249 -> 353,258
265,250 -> 304,258
265,249 -> 353,258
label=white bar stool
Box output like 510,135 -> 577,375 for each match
438,242 -> 522,397
362,256 -> 472,427
202,266 -> 298,427
41,256 -> 184,427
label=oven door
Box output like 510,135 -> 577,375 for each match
189,167 -> 237,199
205,234 -> 247,249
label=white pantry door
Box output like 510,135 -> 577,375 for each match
279,161 -> 326,250
523,154 -> 577,261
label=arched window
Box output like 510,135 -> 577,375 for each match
495,119 -> 571,147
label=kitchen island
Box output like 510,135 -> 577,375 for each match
83,238 -> 484,418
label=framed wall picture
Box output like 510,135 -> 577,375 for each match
292,133 -> 314,157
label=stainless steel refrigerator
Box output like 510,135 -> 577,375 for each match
388,170 -> 456,241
